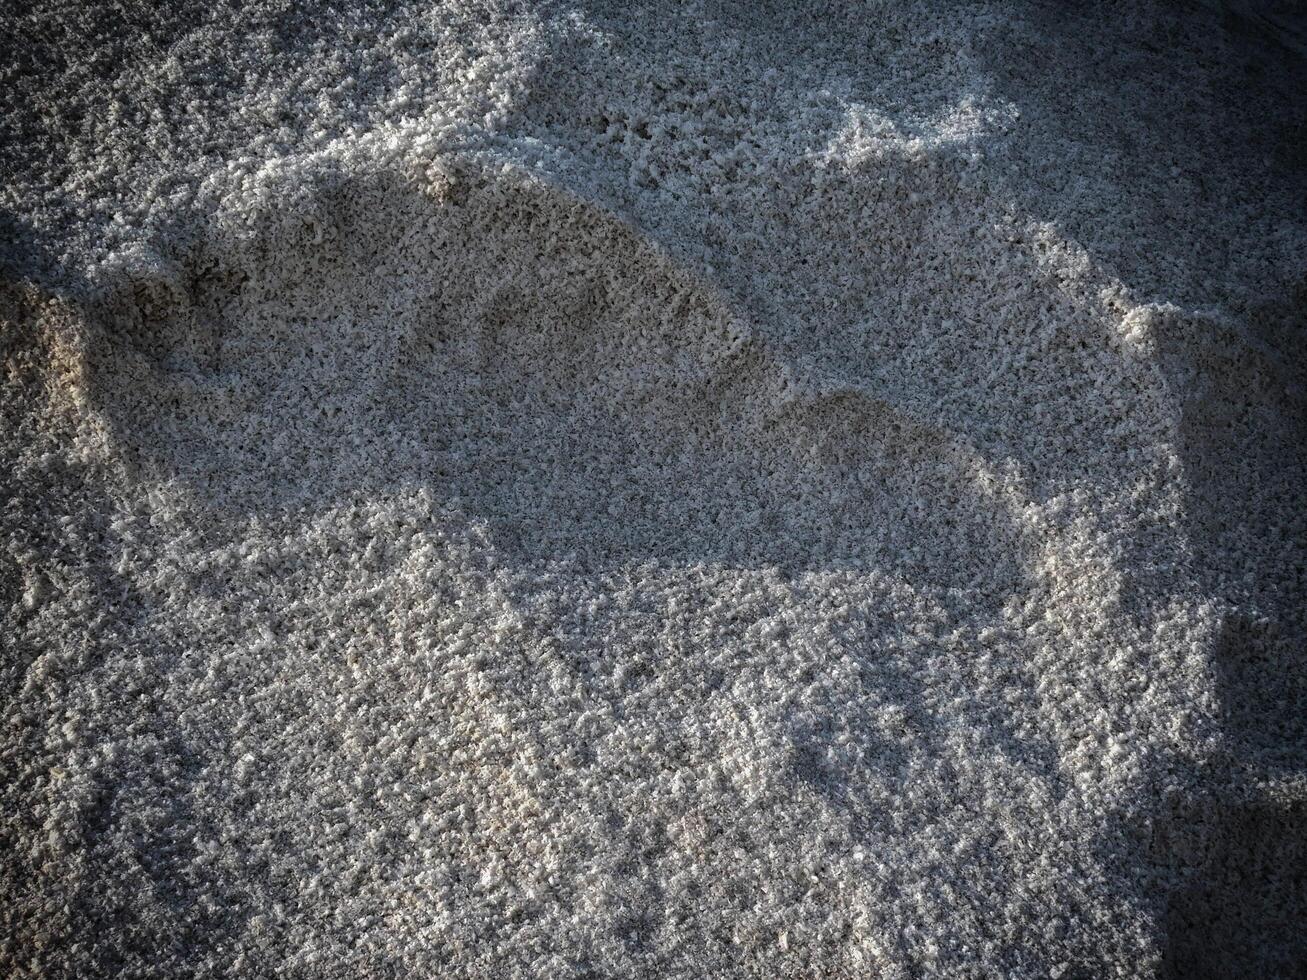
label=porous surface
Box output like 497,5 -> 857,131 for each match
2,2 -> 1305,977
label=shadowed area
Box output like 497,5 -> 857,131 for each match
76,166 -> 1031,590
1146,296 -> 1307,975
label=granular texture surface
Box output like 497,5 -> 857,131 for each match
2,2 -> 1305,977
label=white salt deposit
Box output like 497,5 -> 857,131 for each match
2,1 -> 1305,976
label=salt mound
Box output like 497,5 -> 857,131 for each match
3,1 -> 1305,976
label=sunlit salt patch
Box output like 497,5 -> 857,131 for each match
814,89 -> 1018,173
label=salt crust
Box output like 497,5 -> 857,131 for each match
2,2 -> 1305,976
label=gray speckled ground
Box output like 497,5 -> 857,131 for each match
3,2 -> 1305,976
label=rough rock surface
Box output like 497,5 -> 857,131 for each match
3,2 -> 1305,977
